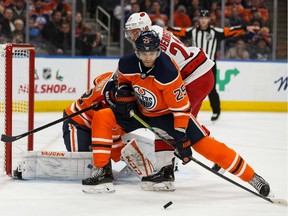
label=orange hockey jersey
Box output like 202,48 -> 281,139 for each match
118,52 -> 191,130
64,72 -> 113,129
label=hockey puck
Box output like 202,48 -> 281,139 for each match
163,201 -> 173,209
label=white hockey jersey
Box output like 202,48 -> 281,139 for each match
151,25 -> 215,85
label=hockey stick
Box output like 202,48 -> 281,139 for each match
130,110 -> 287,206
1,97 -> 103,143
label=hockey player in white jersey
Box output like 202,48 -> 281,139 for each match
125,12 -> 214,191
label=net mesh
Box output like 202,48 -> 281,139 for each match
0,44 -> 33,176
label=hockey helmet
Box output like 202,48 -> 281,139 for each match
135,30 -> 160,52
199,9 -> 210,17
125,12 -> 152,31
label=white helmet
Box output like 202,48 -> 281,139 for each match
125,12 -> 152,31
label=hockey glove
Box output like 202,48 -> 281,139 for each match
113,86 -> 136,118
104,91 -> 116,106
174,135 -> 192,165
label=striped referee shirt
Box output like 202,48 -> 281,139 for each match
169,25 -> 247,61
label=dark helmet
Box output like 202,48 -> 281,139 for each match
135,30 -> 160,52
199,9 -> 210,17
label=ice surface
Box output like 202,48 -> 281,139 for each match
0,111 -> 287,216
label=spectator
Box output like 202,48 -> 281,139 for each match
225,37 -> 250,59
113,0 -> 131,42
0,0 -> 13,9
173,5 -> 192,28
210,7 -> 229,27
0,2 -> 4,15
12,32 -> 23,43
52,21 -> 72,55
44,0 -> 71,16
0,8 -> 15,40
140,0 -> 152,14
243,5 -> 269,25
186,0 -> 200,22
41,10 -> 62,54
125,2 -> 141,23
250,37 -> 272,60
0,23 -> 9,43
75,11 -> 83,37
149,0 -> 168,27
90,32 -> 106,56
77,24 -> 106,56
28,16 -> 42,44
11,0 -> 26,23
0,6 -> 4,23
225,0 -> 245,19
246,19 -> 271,51
12,18 -> 24,39
30,0 -> 50,30
228,5 -> 245,26
247,0 -> 269,22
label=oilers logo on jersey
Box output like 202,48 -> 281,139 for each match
134,86 -> 156,110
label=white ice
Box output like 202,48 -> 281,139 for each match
0,111 -> 287,216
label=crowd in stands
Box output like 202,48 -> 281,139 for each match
0,0 -> 272,60
0,0 -> 106,56
113,0 -> 272,60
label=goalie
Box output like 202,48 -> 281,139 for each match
15,71 -> 156,194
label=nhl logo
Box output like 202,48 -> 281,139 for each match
140,73 -> 147,79
43,68 -> 52,80
206,33 -> 212,41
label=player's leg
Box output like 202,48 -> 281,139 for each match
82,108 -> 117,193
62,119 -> 91,152
192,136 -> 270,196
186,68 -> 214,118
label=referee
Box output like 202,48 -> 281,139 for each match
169,9 -> 259,121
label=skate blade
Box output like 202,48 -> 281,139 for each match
141,181 -> 175,191
82,183 -> 115,194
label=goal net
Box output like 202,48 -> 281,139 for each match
0,44 -> 35,176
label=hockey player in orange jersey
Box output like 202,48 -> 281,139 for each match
62,72 -> 124,168
63,72 -> 156,193
82,30 -> 270,197
125,11 -> 215,179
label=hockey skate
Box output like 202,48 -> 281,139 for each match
249,173 -> 270,197
141,164 -> 175,191
82,163 -> 115,194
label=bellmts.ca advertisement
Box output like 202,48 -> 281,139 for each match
34,58 -> 88,101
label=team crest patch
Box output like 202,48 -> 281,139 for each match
134,86 -> 156,110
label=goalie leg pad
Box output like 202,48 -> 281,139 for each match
16,151 -> 93,180
121,138 -> 155,178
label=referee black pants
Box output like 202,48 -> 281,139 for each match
208,64 -> 220,114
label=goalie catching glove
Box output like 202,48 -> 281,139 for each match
174,135 -> 192,165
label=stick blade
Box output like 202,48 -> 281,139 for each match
271,198 -> 288,206
1,134 -> 16,143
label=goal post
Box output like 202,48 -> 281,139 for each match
0,43 -> 35,176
